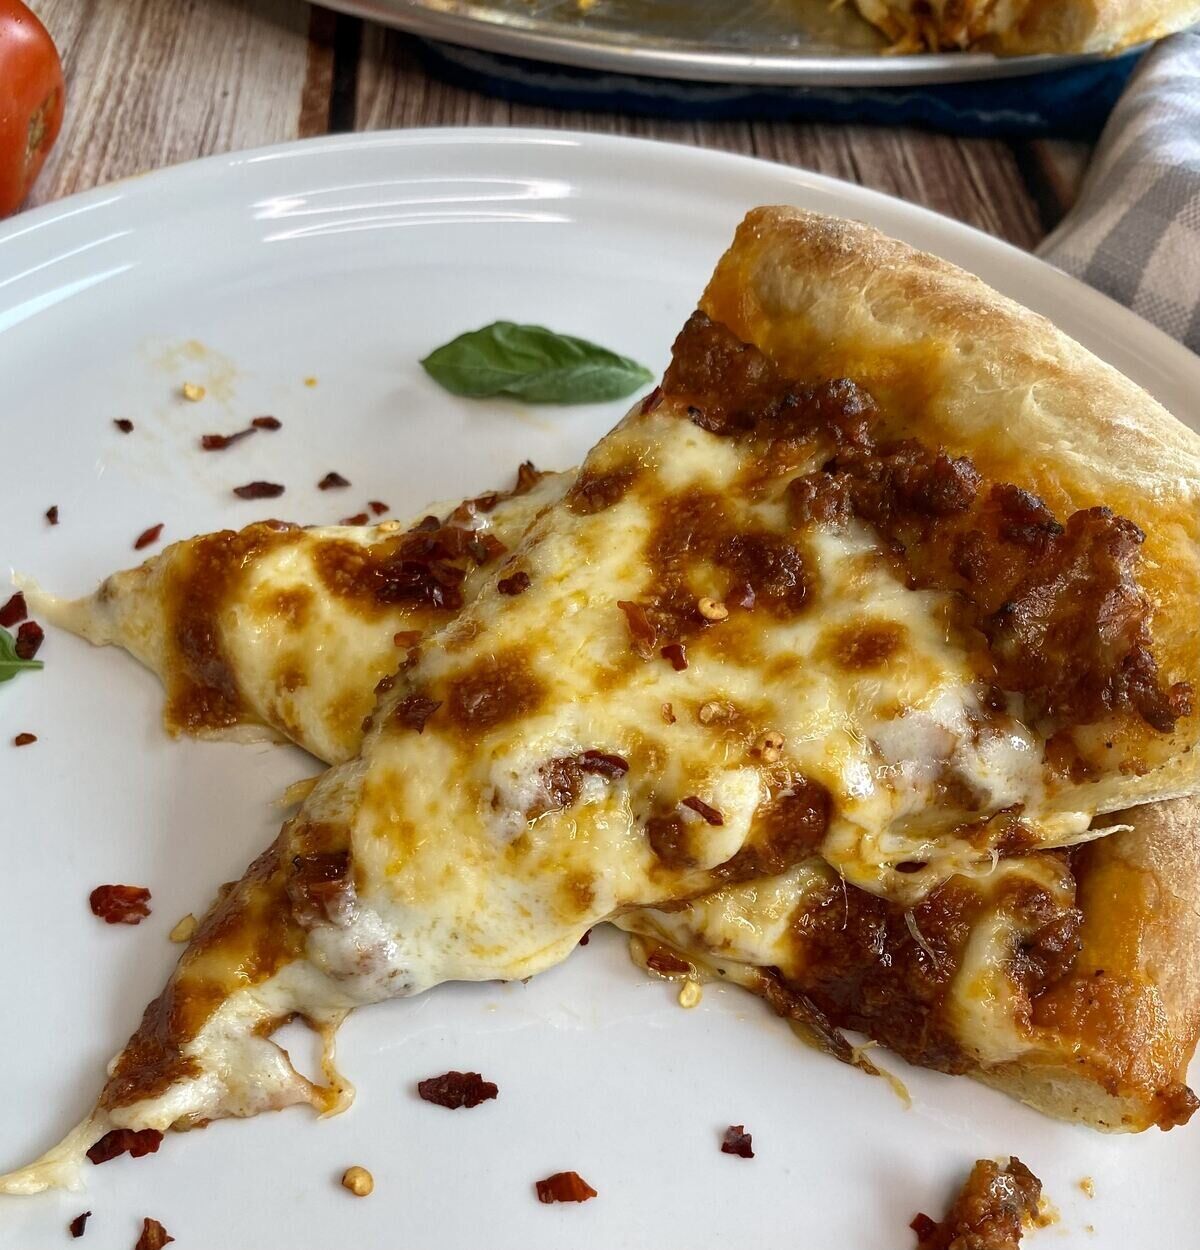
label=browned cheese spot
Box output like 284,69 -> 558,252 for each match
443,650 -> 546,738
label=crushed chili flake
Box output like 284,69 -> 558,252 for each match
394,694 -> 441,733
579,929 -> 591,946
617,600 -> 657,658
515,460 -> 543,493
910,1214 -> 938,1240
661,642 -> 688,671
662,702 -> 676,724
200,428 -> 255,451
535,1171 -> 597,1204
86,1127 -> 163,1165
647,949 -> 692,977
134,1217 -> 174,1250
89,884 -> 152,925
721,1125 -> 754,1158
578,750 -> 629,779
341,511 -> 370,526
0,591 -> 27,628
45,505 -> 59,525
640,385 -> 663,414
134,524 -> 164,551
114,418 -> 134,433
393,630 -> 422,649
13,733 -> 36,746
318,471 -> 350,490
69,1212 -> 90,1238
233,480 -> 285,500
417,1071 -> 499,1109
251,415 -> 282,430
498,570 -> 531,596
15,620 -> 44,660
682,795 -> 724,826
368,500 -> 389,515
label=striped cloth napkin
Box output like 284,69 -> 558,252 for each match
1038,32 -> 1200,354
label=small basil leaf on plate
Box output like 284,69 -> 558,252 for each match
0,626 -> 43,684
421,321 -> 654,404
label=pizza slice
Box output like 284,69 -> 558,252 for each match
22,465 -> 566,765
5,207 -> 1200,1193
849,0 -> 1200,54
621,795 -> 1200,1133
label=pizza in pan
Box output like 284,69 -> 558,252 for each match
849,0 -> 1200,54
4,207 -> 1200,1196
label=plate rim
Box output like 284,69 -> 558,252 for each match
320,0 -> 1122,85
6,127 -> 1197,404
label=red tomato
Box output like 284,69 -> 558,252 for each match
0,0 -> 64,217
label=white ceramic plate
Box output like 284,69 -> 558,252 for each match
1,131 -> 1196,1250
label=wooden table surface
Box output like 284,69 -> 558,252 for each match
26,0 -> 1093,250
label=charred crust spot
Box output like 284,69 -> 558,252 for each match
443,651 -> 545,736
417,1070 -> 499,1109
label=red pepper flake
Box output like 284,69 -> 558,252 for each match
45,505 -> 59,525
661,642 -> 687,671
617,600 -> 657,658
535,1172 -> 597,1204
69,1211 -> 91,1238
393,630 -> 421,649
251,415 -> 282,430
200,428 -> 255,451
579,929 -> 591,946
368,500 -> 389,515
89,884 -> 152,925
721,1125 -> 754,1158
662,702 -> 676,724
13,733 -> 36,746
134,523 -> 164,551
682,795 -> 724,826
497,571 -> 531,596
640,386 -> 663,414
318,471 -> 350,490
113,418 -> 134,433
0,591 -> 27,628
417,1070 -> 499,1109
134,1217 -> 174,1250
86,1127 -> 163,1165
15,620 -> 44,660
341,511 -> 369,526
910,1213 -> 938,1240
233,480 -> 285,500
394,694 -> 441,733
578,750 -> 629,779
647,948 -> 693,976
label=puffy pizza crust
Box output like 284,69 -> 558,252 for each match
851,0 -> 1200,54
699,205 -> 1200,821
980,795 -> 1200,1130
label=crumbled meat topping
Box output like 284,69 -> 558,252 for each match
89,885 -> 152,925
911,1157 -> 1042,1250
417,1071 -> 499,1109
721,1125 -> 754,1158
535,1171 -> 597,1203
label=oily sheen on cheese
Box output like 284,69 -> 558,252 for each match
7,207 -> 1200,1193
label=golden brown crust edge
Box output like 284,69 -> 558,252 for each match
979,796 -> 1200,1131
698,205 -> 1200,813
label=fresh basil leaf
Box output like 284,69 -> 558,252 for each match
421,321 -> 654,405
0,625 -> 43,684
